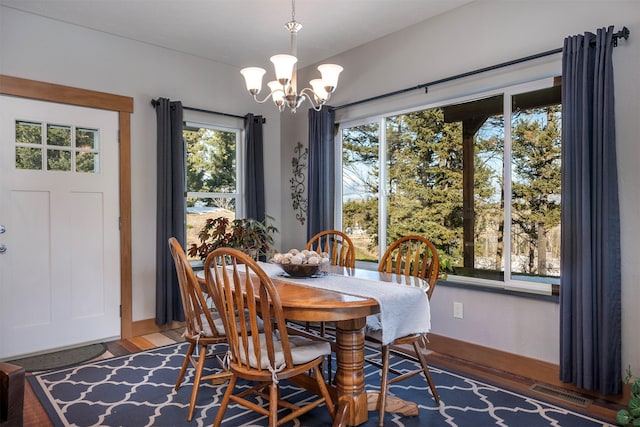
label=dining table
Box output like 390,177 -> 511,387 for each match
197,262 -> 431,426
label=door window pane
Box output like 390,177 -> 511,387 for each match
76,152 -> 99,173
16,121 -> 42,145
16,147 -> 42,170
47,124 -> 71,147
76,128 -> 99,150
15,121 -> 43,170
75,127 -> 99,173
47,149 -> 71,171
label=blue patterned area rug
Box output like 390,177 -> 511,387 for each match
29,342 -> 614,426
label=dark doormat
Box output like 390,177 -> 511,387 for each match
6,343 -> 108,372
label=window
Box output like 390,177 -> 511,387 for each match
183,122 -> 243,260
339,78 -> 561,294
15,120 -> 100,173
341,120 -> 380,262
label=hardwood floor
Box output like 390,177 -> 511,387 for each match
20,328 -> 621,426
422,350 -> 621,423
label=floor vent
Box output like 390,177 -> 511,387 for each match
529,383 -> 592,408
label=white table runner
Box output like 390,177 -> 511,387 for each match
258,262 -> 430,345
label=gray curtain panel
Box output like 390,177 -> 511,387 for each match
560,26 -> 621,395
244,113 -> 265,222
306,107 -> 336,240
155,98 -> 186,325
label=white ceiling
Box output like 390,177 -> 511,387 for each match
0,0 -> 475,68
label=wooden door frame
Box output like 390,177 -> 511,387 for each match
0,74 -> 134,338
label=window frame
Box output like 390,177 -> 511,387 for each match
184,119 -> 244,215
336,76 -> 560,295
183,118 -> 245,266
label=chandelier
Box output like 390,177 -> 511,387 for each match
240,0 -> 343,113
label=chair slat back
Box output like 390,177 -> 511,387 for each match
168,237 -> 224,339
305,229 -> 356,268
378,235 -> 440,299
204,248 -> 293,374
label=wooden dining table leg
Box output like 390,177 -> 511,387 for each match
333,317 -> 368,426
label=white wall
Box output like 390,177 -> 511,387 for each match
282,0 -> 640,369
0,6 -> 283,322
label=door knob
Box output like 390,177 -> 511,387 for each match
0,244 -> 6,253
0,225 -> 5,234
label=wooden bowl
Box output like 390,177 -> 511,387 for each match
280,263 -> 320,278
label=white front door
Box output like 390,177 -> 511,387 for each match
0,96 -> 120,359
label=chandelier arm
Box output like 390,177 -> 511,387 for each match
251,90 -> 280,104
299,87 -> 327,111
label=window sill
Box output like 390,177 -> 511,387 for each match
353,261 -> 559,303
437,278 -> 559,303
190,260 -> 204,272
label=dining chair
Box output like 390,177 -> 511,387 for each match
369,234 -> 441,426
305,229 -> 356,268
204,247 -> 335,427
303,229 -> 356,332
303,229 -> 356,381
168,237 -> 232,421
378,234 -> 439,299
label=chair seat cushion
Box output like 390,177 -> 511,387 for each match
241,334 -> 331,370
193,311 -> 224,337
197,311 -> 264,338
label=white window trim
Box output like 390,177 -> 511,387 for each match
336,76 -> 560,296
501,78 -> 558,295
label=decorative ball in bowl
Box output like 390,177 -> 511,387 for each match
270,249 -> 330,278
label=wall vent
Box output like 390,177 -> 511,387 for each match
529,383 -> 592,408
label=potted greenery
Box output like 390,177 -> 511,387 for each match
617,367 -> 640,426
187,216 -> 278,261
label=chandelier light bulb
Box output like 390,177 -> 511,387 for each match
309,79 -> 328,102
317,64 -> 343,93
270,54 -> 297,85
240,67 -> 266,94
267,80 -> 286,107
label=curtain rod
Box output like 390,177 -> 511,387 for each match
332,26 -> 629,112
150,99 -> 266,123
